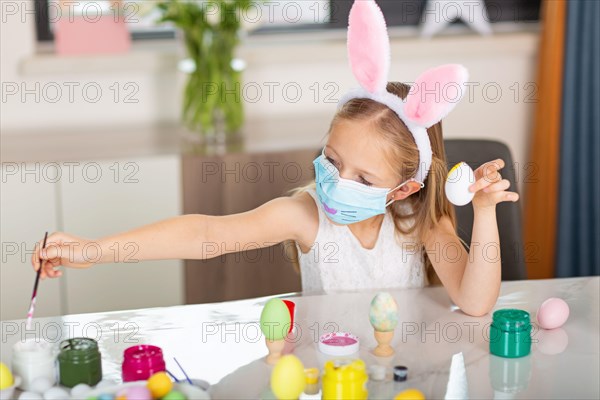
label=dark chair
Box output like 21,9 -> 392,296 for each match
444,139 -> 526,280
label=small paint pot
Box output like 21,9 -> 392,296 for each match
318,332 -> 360,356
489,309 -> 532,358
122,345 -> 166,382
12,339 -> 57,391
58,337 -> 102,388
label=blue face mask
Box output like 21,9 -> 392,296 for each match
313,151 -> 416,225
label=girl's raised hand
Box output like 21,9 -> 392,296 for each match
469,158 -> 519,209
31,232 -> 94,279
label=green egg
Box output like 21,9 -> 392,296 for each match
260,299 -> 291,341
162,390 -> 187,400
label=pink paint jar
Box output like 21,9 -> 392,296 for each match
121,345 -> 166,382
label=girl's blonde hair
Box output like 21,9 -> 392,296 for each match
286,82 -> 457,285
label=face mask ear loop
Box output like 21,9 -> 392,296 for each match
385,178 -> 425,207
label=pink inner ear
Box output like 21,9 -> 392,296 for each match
404,64 -> 469,128
347,0 -> 390,94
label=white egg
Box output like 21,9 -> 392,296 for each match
30,377 -> 53,394
43,387 -> 71,400
94,380 -> 115,390
70,383 -> 91,399
445,162 -> 476,206
19,392 -> 43,400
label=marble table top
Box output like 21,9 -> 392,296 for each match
1,277 -> 598,399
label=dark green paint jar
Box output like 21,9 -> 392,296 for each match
489,309 -> 531,358
58,338 -> 102,387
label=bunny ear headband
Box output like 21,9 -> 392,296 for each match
338,0 -> 469,186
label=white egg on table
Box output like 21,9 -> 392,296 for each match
43,387 -> 71,400
70,383 -> 91,399
30,377 -> 53,394
94,380 -> 115,390
19,392 -> 43,400
445,162 -> 476,206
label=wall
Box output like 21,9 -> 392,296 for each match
2,3 -> 539,192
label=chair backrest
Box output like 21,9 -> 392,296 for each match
444,139 -> 526,280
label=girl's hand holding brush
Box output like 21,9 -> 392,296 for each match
31,232 -> 95,278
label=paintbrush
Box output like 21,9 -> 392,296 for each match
26,231 -> 48,329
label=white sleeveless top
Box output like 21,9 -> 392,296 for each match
297,189 -> 429,294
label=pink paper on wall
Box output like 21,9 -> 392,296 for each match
54,14 -> 131,56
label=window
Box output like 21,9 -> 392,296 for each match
35,0 -> 541,42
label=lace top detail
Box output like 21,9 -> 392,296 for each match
297,189 -> 429,294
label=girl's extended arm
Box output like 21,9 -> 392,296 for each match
425,159 -> 519,316
32,195 -> 317,279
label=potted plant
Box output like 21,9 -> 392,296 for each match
157,0 -> 262,143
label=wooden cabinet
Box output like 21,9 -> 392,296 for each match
182,148 -> 318,304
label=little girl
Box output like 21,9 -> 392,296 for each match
32,1 -> 518,317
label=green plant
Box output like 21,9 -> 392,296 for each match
157,0 -> 258,137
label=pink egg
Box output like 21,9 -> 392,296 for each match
536,297 -> 569,329
125,386 -> 153,400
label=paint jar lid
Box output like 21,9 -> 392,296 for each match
304,368 -> 319,384
318,332 -> 359,356
369,365 -> 386,381
492,309 -> 531,332
393,365 -> 408,382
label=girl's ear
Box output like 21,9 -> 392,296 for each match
347,0 -> 390,94
403,64 -> 469,128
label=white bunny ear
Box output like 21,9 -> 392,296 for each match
403,64 -> 469,128
347,0 -> 390,94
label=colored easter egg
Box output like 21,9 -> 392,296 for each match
0,362 -> 14,390
271,355 -> 305,400
537,298 -> 569,329
369,292 -> 399,332
19,392 -> 43,400
260,299 -> 293,341
445,162 -> 476,206
394,388 -> 425,400
43,386 -> 71,400
146,372 -> 172,399
162,391 -> 187,400
124,386 -> 152,400
97,394 -> 114,400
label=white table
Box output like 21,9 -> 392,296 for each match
1,277 -> 598,399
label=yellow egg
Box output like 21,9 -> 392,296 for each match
271,355 -> 306,400
394,388 -> 426,400
0,362 -> 13,390
146,372 -> 173,399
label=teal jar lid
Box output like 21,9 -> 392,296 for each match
492,309 -> 531,332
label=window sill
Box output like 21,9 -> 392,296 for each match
21,22 -> 539,77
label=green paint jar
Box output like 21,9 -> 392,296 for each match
58,338 -> 102,387
489,309 -> 531,358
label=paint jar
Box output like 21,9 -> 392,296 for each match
122,345 -> 166,382
489,309 -> 532,358
58,337 -> 102,387
12,339 -> 57,391
322,358 -> 368,400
